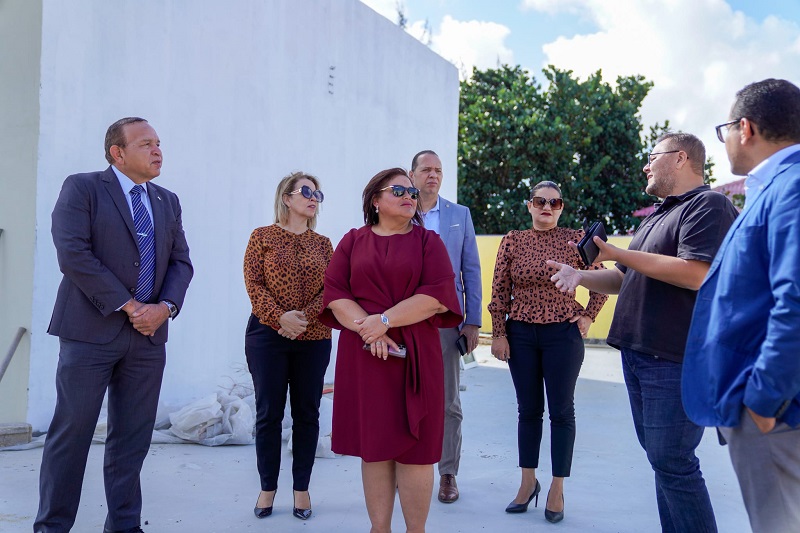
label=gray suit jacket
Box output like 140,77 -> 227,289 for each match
48,166 -> 193,345
436,196 -> 482,327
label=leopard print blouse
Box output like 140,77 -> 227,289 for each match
243,224 -> 332,340
488,226 -> 608,337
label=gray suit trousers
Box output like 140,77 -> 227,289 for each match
438,327 -> 463,477
719,411 -> 800,533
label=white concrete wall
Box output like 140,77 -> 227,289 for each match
23,0 -> 459,430
0,0 -> 42,424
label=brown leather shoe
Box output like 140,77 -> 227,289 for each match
438,474 -> 459,503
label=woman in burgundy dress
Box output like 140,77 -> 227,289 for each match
321,168 -> 462,533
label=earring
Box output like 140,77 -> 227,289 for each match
375,206 -> 379,213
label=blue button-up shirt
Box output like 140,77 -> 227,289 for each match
744,144 -> 800,207
420,196 -> 441,234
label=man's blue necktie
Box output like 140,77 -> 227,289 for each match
130,185 -> 156,302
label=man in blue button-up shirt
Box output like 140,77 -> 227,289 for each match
684,79 -> 800,533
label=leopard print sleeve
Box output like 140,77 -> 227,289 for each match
243,227 -> 286,329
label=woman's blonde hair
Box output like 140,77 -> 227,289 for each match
273,171 -> 322,230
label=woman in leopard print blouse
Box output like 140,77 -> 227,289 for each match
489,180 -> 608,523
243,172 -> 332,521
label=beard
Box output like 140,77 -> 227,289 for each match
646,171 -> 676,198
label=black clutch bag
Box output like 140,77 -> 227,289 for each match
576,221 -> 608,266
455,334 -> 469,356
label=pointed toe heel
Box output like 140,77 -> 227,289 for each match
293,507 -> 313,520
254,490 -> 275,519
505,479 -> 541,513
254,505 -> 273,518
544,492 -> 564,523
293,490 -> 313,520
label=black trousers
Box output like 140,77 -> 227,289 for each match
35,322 -> 166,533
244,315 -> 331,491
506,319 -> 584,477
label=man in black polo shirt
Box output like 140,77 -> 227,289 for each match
547,132 -> 738,532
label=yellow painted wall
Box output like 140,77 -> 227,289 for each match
476,234 -> 632,340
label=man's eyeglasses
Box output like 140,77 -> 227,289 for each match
529,196 -> 564,210
715,119 -> 740,143
380,185 -> 420,200
648,150 -> 681,163
288,185 -> 324,202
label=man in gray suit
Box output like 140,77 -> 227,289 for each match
34,117 -> 193,533
410,150 -> 482,504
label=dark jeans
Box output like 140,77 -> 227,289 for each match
244,315 -> 331,492
621,348 -> 717,533
507,320 -> 584,477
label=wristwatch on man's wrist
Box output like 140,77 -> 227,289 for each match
161,300 -> 178,319
380,313 -> 390,329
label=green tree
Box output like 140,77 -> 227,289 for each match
458,65 -> 671,234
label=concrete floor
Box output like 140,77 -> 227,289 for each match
0,345 -> 750,532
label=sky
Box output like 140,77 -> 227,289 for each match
359,0 -> 800,185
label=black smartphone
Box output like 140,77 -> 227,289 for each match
363,343 -> 407,358
577,221 -> 608,266
455,334 -> 468,356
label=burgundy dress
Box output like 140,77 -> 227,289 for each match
320,225 -> 462,464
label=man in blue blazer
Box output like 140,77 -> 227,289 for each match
34,117 -> 193,533
410,150 -> 482,503
684,79 -> 800,532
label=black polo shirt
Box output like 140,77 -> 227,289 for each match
607,185 -> 738,362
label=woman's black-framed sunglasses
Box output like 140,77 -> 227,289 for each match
529,196 -> 564,210
288,185 -> 324,202
380,185 -> 420,200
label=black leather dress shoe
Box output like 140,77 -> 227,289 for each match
505,479 -> 541,513
103,527 -> 144,533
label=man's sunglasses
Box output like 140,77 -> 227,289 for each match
288,185 -> 324,202
380,185 -> 420,200
529,196 -> 564,210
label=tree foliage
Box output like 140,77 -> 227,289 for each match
458,65 -> 671,234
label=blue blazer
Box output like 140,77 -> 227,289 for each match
436,196 -> 482,327
683,150 -> 800,427
48,167 -> 193,345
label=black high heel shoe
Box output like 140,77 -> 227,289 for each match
254,490 -> 275,518
544,491 -> 564,523
293,490 -> 313,520
505,479 -> 541,513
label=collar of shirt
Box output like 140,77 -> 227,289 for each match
744,144 -> 800,207
650,184 -> 711,215
111,165 -> 153,219
422,195 -> 440,215
421,196 -> 441,234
